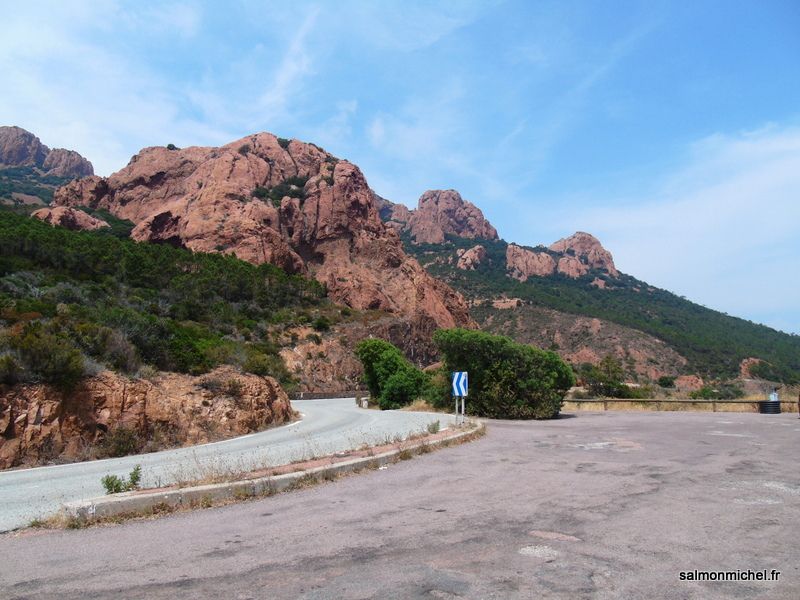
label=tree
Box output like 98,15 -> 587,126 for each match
354,338 -> 426,409
585,355 -> 626,397
433,328 -> 575,419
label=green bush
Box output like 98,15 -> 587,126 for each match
657,375 -> 676,388
584,355 -> 626,397
433,328 -> 575,419
0,354 -> 22,385
99,427 -> 142,458
10,324 -> 85,391
166,144 -> 179,151
354,338 -> 426,409
101,464 -> 142,494
312,316 -> 331,331
689,383 -> 744,400
277,137 -> 291,149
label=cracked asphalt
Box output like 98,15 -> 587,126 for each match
2,411 -> 798,599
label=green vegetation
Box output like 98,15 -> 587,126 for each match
277,137 -> 291,149
166,144 -> 179,151
402,235 -> 800,384
0,165 -> 71,204
0,210 -> 327,388
657,375 -> 676,388
433,328 -> 575,419
101,464 -> 142,494
76,207 -> 135,238
252,176 -> 308,208
355,338 -> 427,410
689,383 -> 744,400
577,355 -> 653,398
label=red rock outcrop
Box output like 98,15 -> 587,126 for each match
31,206 -> 109,231
549,232 -> 619,277
505,244 -> 556,280
0,366 -> 293,469
404,189 -> 498,244
556,255 -> 589,278
674,375 -> 704,391
457,245 -> 486,270
50,133 -> 473,330
739,357 -> 762,379
0,126 -> 93,178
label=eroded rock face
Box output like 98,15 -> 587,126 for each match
0,366 -> 293,469
31,206 -> 109,231
556,255 -> 589,278
739,357 -> 762,379
51,132 -> 474,329
457,245 -> 486,270
549,232 -> 619,277
405,189 -> 498,244
0,126 -> 93,178
506,244 -> 556,280
674,375 -> 704,391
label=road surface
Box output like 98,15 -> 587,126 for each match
2,411 -> 797,599
0,398 -> 451,531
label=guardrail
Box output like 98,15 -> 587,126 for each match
563,398 -> 799,414
288,390 -> 370,400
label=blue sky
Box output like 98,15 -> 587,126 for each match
2,0 -> 799,334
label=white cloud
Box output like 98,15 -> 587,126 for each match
562,125 -> 800,333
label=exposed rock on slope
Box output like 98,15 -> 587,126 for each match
457,245 -> 486,270
0,366 -> 293,469
48,133 -> 473,329
406,190 -> 498,244
0,126 -> 94,178
549,232 -> 618,277
475,303 -> 687,381
506,244 -> 556,280
31,206 -> 109,231
378,189 -> 498,244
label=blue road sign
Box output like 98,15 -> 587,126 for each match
452,371 -> 468,397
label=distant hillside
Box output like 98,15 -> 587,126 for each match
382,194 -> 800,384
0,126 -> 94,206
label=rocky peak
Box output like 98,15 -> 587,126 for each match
0,126 -> 94,178
45,132 -> 474,330
506,244 -> 555,281
549,231 -> 618,277
405,189 -> 498,244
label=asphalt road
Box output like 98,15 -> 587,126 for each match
2,410 -> 798,599
0,399 -> 451,532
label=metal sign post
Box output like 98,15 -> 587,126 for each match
452,371 -> 468,425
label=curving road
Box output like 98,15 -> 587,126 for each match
0,399 -> 452,532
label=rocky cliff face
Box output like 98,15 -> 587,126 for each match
0,126 -> 94,178
378,189 -> 498,244
456,245 -> 486,270
0,366 -> 293,469
549,232 -> 619,277
45,133 -> 473,330
506,244 -> 556,280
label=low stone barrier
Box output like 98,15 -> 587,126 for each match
563,398 -> 798,414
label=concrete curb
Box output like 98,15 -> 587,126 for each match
62,421 -> 485,523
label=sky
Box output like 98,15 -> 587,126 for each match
2,0 -> 799,334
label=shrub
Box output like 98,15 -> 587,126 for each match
657,375 -> 676,388
354,338 -> 426,409
312,316 -> 331,331
166,144 -> 179,151
0,354 -> 22,385
433,328 -> 575,419
101,464 -> 142,494
584,355 -> 626,397
99,426 -> 142,458
689,383 -> 744,400
10,324 -> 85,391
277,137 -> 291,149
427,420 -> 440,434
238,144 -> 250,155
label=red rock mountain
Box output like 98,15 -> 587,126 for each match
505,232 -> 618,282
40,132 -> 473,330
380,189 -> 498,244
549,232 -> 619,277
0,126 -> 94,178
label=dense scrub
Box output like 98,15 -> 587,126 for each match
404,235 -> 800,384
355,339 -> 427,410
433,328 -> 574,419
0,210 -> 327,389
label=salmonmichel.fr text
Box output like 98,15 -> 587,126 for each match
680,569 -> 780,582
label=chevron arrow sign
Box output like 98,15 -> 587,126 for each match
452,371 -> 468,397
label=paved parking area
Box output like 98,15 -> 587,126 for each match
2,411 -> 798,599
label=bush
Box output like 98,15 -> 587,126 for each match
312,316 -> 331,331
689,383 -> 744,400
99,427 -> 142,458
166,144 -> 179,151
584,355 -> 626,397
10,324 -> 85,391
355,338 -> 426,409
433,328 -> 575,419
101,464 -> 142,494
277,137 -> 291,149
0,354 -> 22,385
657,375 -> 676,388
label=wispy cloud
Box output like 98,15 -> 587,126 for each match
562,124 -> 800,333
